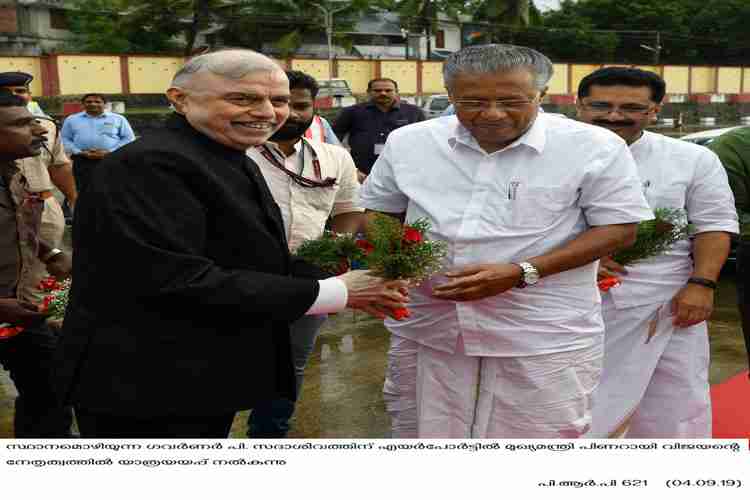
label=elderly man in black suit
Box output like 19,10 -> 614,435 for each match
55,49 -> 409,438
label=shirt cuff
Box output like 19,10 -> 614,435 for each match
305,277 -> 348,315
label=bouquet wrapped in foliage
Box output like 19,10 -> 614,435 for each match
598,208 -> 693,291
294,231 -> 366,275
41,277 -> 71,322
358,214 -> 448,319
0,277 -> 70,340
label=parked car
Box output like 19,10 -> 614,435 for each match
422,94 -> 451,118
315,79 -> 356,109
680,126 -> 743,146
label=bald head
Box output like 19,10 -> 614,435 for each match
171,49 -> 283,88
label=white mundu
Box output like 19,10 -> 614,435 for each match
360,113 -> 653,438
589,130 -> 739,438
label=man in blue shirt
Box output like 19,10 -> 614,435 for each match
61,93 -> 135,194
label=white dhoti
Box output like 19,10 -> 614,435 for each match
588,296 -> 711,438
383,335 -> 603,438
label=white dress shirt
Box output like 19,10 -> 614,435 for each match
248,138 -> 363,251
360,112 -> 653,356
608,130 -> 739,309
248,138 -> 362,315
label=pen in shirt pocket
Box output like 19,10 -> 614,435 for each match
508,181 -> 521,200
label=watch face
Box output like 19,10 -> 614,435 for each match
521,263 -> 540,285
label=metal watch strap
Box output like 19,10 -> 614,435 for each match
687,277 -> 717,290
42,248 -> 63,263
516,263 -> 528,288
515,262 -> 539,288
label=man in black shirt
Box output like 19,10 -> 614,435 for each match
333,78 -> 425,176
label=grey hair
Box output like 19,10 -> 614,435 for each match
171,49 -> 283,87
443,44 -> 554,91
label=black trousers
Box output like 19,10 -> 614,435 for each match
75,410 -> 236,438
0,322 -> 74,437
70,155 -> 102,196
736,240 -> 750,371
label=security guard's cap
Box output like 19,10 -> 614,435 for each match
0,71 -> 33,88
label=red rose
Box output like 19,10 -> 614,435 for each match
41,295 -> 54,311
0,326 -> 24,340
392,307 -> 411,320
356,239 -> 375,254
402,227 -> 422,245
597,276 -> 621,292
38,277 -> 58,291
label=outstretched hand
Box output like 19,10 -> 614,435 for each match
339,270 -> 410,320
0,298 -> 47,328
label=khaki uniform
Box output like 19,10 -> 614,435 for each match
1,164 -> 43,300
15,119 -> 69,304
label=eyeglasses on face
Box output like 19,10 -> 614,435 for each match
581,101 -> 654,115
452,98 -> 537,113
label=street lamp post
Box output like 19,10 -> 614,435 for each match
312,1 -> 349,79
400,28 -> 410,60
640,31 -> 662,65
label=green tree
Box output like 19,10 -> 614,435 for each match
539,0 -> 750,65
65,0 -> 134,53
386,1 -> 467,58
472,0 -> 531,27
65,0 -> 225,55
218,1 -> 373,57
535,0 -> 619,62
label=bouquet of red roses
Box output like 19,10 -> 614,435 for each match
0,277 -> 69,340
40,277 -> 71,322
598,208 -> 692,291
357,214 -> 448,319
294,231 -> 367,275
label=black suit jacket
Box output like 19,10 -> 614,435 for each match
56,114 -> 329,417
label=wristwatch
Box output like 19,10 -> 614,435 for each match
41,248 -> 63,263
515,262 -> 540,288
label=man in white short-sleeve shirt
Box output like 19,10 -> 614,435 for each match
359,44 -> 653,439
246,70 -> 363,438
577,67 -> 738,438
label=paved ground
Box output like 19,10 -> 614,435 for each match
2,272 -> 747,438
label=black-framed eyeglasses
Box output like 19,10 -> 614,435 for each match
452,98 -> 538,113
580,102 -> 655,115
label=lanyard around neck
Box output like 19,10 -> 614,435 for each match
259,138 -> 336,188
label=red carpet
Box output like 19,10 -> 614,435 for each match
711,370 -> 750,438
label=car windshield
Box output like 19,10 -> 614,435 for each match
430,97 -> 450,110
322,81 -> 348,89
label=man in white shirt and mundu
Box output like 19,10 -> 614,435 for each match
360,44 -> 653,438
577,67 -> 738,438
